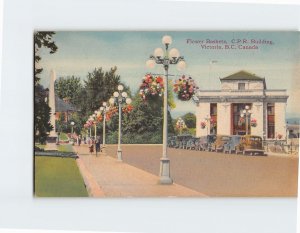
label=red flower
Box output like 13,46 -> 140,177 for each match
156,76 -> 163,83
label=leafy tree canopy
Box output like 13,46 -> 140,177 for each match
55,76 -> 83,107
182,112 -> 196,128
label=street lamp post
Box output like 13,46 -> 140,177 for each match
98,102 -> 110,148
109,85 -> 132,161
92,114 -> 97,138
240,105 -> 252,135
146,35 -> 186,184
70,121 -> 75,138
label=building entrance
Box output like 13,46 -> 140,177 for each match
232,103 -> 252,135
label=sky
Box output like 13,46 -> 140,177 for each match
38,31 -> 300,118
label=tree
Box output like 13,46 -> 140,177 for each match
121,90 -> 175,143
54,76 -> 83,107
34,85 -> 53,144
34,32 -> 58,143
80,66 -> 129,115
182,112 -> 196,128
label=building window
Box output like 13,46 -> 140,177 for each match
238,83 -> 245,90
267,103 -> 275,139
210,103 -> 217,134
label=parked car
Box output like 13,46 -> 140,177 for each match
210,135 -> 230,152
175,135 -> 193,149
168,136 -> 177,148
223,135 -> 242,154
186,137 -> 200,150
195,136 -> 207,151
235,135 -> 265,155
197,134 -> 217,151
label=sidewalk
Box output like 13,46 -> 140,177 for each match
74,145 -> 205,197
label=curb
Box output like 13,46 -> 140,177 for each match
76,157 -> 105,197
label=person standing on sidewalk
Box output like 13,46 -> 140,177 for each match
95,136 -> 101,156
78,135 -> 82,146
89,138 -> 94,155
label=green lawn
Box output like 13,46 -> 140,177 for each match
59,132 -> 69,141
34,144 -> 88,197
35,144 -> 46,149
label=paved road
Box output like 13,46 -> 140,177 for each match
104,144 -> 298,197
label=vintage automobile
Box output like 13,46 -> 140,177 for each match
167,136 -> 177,148
175,134 -> 193,149
223,135 -> 242,154
186,137 -> 200,150
210,135 -> 231,152
197,134 -> 217,151
235,135 -> 265,155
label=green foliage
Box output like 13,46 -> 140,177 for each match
34,84 -> 53,144
34,32 -> 58,85
182,112 -> 196,128
80,67 -> 129,114
34,31 -> 57,143
54,76 -> 83,106
119,91 -> 174,144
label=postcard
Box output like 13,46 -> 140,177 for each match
34,31 -> 299,197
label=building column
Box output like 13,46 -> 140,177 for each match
196,102 -> 210,137
217,103 -> 231,135
275,102 -> 287,139
251,102 -> 264,137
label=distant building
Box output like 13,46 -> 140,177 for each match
54,96 -> 77,123
193,70 -> 289,140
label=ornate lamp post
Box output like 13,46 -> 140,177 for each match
88,116 -> 95,139
240,105 -> 252,135
70,121 -> 75,138
109,85 -> 132,161
97,102 -> 110,150
146,35 -> 186,184
86,120 -> 92,138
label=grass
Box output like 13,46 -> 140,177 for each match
34,144 -> 88,197
59,132 -> 69,141
35,144 -> 46,149
57,144 -> 73,152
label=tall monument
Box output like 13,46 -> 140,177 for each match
48,69 -> 57,137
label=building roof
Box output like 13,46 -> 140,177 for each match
221,70 -> 264,81
220,70 -> 266,89
55,96 -> 77,112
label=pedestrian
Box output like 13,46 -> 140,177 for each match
89,139 -> 94,155
78,135 -> 82,146
95,136 -> 101,156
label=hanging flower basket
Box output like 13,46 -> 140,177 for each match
139,74 -> 164,100
200,121 -> 206,129
173,75 -> 198,101
122,104 -> 134,114
105,106 -> 118,121
97,115 -> 103,122
250,118 -> 257,127
277,134 -> 283,139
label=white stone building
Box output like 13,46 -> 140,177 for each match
193,70 -> 289,140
